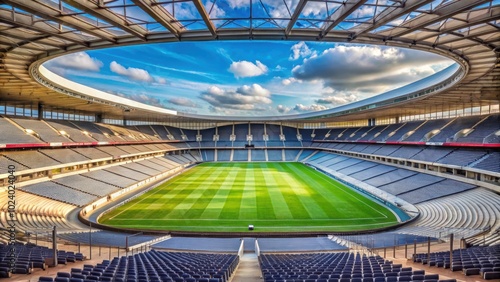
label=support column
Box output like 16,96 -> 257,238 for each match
37,102 -> 44,120
95,113 -> 102,123
449,233 -> 454,268
52,226 -> 57,267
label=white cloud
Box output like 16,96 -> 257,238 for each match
289,41 -> 315,60
276,105 -> 291,114
155,77 -> 167,84
168,97 -> 199,108
110,61 -> 166,84
200,83 -> 272,111
48,52 -> 103,72
228,60 -> 269,78
292,45 -> 452,95
281,77 -> 299,85
227,0 -> 249,9
293,104 -> 328,112
316,93 -> 358,105
110,61 -> 154,82
205,0 -> 225,17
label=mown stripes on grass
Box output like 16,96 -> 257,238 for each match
99,162 -> 398,232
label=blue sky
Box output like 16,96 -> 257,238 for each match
44,40 -> 453,116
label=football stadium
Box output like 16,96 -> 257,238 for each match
0,0 -> 499,281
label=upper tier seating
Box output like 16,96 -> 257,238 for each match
0,117 -> 42,144
13,118 -> 71,142
403,119 -> 452,142
456,115 -> 500,143
47,120 -> 97,142
135,125 -> 161,140
430,116 -> 483,142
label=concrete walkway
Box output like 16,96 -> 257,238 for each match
232,253 -> 262,282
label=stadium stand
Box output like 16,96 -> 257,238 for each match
251,149 -> 266,161
165,126 -> 183,140
217,125 -> 233,147
19,181 -> 98,207
413,244 -> 500,280
0,117 -> 41,144
0,242 -> 84,276
1,150 -> 61,169
104,166 -> 151,181
429,116 -> 483,142
44,250 -> 239,282
233,150 -> 248,161
12,118 -> 71,143
397,188 -> 500,239
0,190 -> 80,231
70,147 -> 112,160
260,252 -> 432,282
82,169 -> 138,188
53,174 -> 120,197
403,119 -> 452,142
284,149 -> 300,161
217,150 -> 231,161
455,115 -> 500,143
135,125 -> 161,140
201,149 -> 215,161
39,148 -> 91,163
150,125 -> 171,140
233,124 -> 248,147
267,149 -> 283,161
297,150 -> 316,161
471,152 -> 500,172
385,121 -> 423,141
251,123 -> 266,147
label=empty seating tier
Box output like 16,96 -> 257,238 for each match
43,250 -> 238,282
260,252 -> 434,282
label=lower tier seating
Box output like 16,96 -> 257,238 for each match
39,250 -> 239,282
260,252 -> 440,282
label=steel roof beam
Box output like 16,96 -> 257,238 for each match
64,0 -> 147,40
411,6 -> 500,42
3,0 -> 116,43
131,0 -> 184,38
192,0 -> 216,36
0,9 -> 89,47
320,0 -> 368,38
285,0 -> 308,36
386,0 -> 493,38
352,0 -> 434,36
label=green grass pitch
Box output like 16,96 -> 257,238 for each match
99,162 -> 399,232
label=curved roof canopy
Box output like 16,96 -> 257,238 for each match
0,0 -> 498,123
